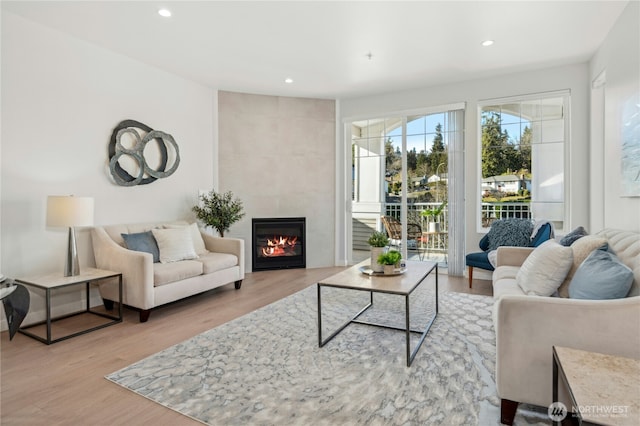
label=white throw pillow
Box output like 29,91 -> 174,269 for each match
164,222 -> 208,255
151,227 -> 198,263
516,239 -> 573,296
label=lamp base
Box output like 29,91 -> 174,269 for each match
65,227 -> 80,277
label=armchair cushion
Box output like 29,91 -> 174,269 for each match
516,240 -> 573,296
569,249 -> 633,299
466,251 -> 494,271
486,219 -> 534,250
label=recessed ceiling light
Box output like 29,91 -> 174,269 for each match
158,9 -> 172,17
284,78 -> 293,84
481,40 -> 494,47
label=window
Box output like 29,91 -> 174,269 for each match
478,92 -> 569,232
349,104 -> 465,274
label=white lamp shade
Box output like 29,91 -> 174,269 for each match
46,196 -> 94,228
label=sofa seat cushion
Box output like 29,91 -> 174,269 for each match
197,252 -> 239,274
493,277 -> 526,300
153,260 -> 203,287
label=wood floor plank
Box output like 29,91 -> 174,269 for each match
1,266 -> 491,425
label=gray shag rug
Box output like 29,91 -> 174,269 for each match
106,282 -> 550,425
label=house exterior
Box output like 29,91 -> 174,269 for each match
482,174 -> 531,194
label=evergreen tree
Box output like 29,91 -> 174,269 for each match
407,148 -> 417,172
481,112 -> 510,178
429,123 -> 447,176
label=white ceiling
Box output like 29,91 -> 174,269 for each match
2,0 -> 629,100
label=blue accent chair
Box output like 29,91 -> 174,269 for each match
466,222 -> 552,288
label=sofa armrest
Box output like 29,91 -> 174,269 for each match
91,227 -> 155,309
495,295 -> 640,408
495,246 -> 534,267
201,233 -> 245,279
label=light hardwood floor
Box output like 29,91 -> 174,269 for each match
0,266 -> 492,425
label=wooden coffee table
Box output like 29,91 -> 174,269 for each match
317,260 -> 438,366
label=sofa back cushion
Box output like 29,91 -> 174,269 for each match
596,229 -> 640,297
102,221 -> 190,247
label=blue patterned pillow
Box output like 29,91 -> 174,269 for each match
486,219 -> 534,251
122,231 -> 160,263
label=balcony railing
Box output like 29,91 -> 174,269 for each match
381,201 -> 532,255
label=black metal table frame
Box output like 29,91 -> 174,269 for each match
17,273 -> 123,345
317,263 -> 438,367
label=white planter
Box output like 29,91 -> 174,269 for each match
428,222 -> 440,233
383,264 -> 395,275
370,247 -> 385,272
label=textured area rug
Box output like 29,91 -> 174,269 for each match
107,283 -> 549,425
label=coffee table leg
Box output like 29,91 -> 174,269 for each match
405,295 -> 411,366
317,284 -> 323,347
318,285 -> 374,348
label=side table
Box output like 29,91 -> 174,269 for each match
552,346 -> 640,426
16,268 -> 122,344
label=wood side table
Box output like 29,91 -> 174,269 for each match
553,346 -> 640,426
16,268 -> 122,344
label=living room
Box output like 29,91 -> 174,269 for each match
1,1 -> 639,425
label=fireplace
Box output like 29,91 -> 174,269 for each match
252,217 -> 306,271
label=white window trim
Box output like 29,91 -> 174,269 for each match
476,90 -> 571,233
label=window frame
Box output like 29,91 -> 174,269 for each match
476,90 -> 571,233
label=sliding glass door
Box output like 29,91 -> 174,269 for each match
349,106 -> 464,273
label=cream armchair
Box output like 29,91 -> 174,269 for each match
492,229 -> 640,425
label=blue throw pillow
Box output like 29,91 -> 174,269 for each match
486,219 -> 534,250
121,231 -> 160,263
560,226 -> 588,246
569,249 -> 633,299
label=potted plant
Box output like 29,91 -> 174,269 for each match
192,190 -> 245,237
421,201 -> 447,233
377,250 -> 402,274
367,231 -> 389,273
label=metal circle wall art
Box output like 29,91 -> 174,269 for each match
108,120 -> 180,186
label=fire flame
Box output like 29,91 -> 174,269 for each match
261,235 -> 298,257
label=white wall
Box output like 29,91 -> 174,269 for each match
338,63 -> 590,268
589,1 -> 640,232
217,91 -> 336,270
1,13 -> 215,322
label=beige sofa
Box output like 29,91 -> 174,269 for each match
91,221 -> 244,322
492,228 -> 640,425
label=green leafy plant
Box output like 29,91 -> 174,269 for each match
377,250 -> 402,265
421,201 -> 447,221
367,231 -> 389,247
192,190 -> 245,237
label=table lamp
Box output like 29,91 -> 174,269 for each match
46,195 -> 94,277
